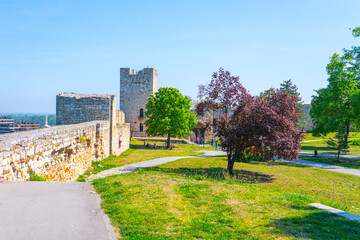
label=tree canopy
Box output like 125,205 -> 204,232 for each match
145,87 -> 197,147
311,27 -> 360,139
197,67 -> 245,115
196,68 -> 303,174
218,89 -> 303,174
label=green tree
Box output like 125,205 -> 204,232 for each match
145,87 -> 197,148
280,79 -> 304,121
259,87 -> 275,99
311,27 -> 360,143
326,125 -> 350,161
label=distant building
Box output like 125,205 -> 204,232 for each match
0,116 -> 40,134
0,117 -> 18,134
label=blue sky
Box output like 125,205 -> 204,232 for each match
1,0 -> 359,113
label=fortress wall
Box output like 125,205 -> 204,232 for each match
0,92 -> 132,182
0,121 -> 111,182
111,123 -> 131,156
56,93 -> 115,125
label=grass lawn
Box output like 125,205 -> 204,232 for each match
89,139 -> 215,174
93,156 -> 360,239
303,132 -> 360,141
301,140 -> 360,156
299,156 -> 360,170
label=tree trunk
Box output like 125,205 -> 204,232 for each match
167,133 -> 171,148
227,154 -> 235,175
337,149 -> 340,162
345,120 -> 350,143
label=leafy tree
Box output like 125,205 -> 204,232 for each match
197,67 -> 245,115
311,27 -> 360,143
280,79 -> 304,125
145,87 -> 197,148
218,89 -> 303,175
280,79 -> 300,99
259,87 -> 275,99
326,125 -> 350,161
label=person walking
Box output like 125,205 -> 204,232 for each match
215,137 -> 218,151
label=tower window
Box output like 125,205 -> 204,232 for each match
140,108 -> 144,118
139,123 -> 143,132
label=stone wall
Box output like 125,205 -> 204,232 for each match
120,68 -> 157,136
0,92 -> 132,182
111,123 -> 131,156
56,93 -> 115,125
0,121 -> 110,182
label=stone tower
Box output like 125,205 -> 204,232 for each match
120,68 -> 157,136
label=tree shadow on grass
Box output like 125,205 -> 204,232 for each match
268,207 -> 360,239
301,145 -> 332,152
249,161 -> 309,168
151,167 -> 275,183
130,143 -> 149,150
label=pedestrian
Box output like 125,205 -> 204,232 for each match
215,137 -> 218,151
197,137 -> 199,144
210,138 -> 214,146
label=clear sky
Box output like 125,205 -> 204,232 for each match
1,0 -> 359,113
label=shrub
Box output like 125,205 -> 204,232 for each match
29,174 -> 46,181
350,139 -> 360,146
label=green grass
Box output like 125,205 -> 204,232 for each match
303,132 -> 360,141
299,156 -> 360,170
90,139 -> 214,174
301,140 -> 360,156
93,156 -> 360,239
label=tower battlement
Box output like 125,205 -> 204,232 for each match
120,67 -> 158,135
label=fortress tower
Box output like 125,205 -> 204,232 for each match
120,68 -> 157,136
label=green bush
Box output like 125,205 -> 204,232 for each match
77,175 -> 86,182
350,139 -> 360,146
29,174 -> 46,181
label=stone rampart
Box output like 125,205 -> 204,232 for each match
0,121 -> 111,182
56,93 -> 115,125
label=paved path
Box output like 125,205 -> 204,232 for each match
292,158 -> 360,177
89,150 -> 227,180
299,151 -> 360,160
310,203 -> 360,223
0,182 -> 117,240
88,149 -> 360,180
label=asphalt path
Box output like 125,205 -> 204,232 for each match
0,182 -> 116,240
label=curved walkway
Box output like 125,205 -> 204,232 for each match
300,151 -> 360,160
88,149 -> 360,180
88,150 -> 227,181
294,159 -> 360,177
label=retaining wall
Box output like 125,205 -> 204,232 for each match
0,120 -> 129,182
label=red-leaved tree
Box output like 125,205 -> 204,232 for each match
197,67 -> 244,116
218,89 -> 304,175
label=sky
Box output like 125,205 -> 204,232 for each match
0,0 -> 359,114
